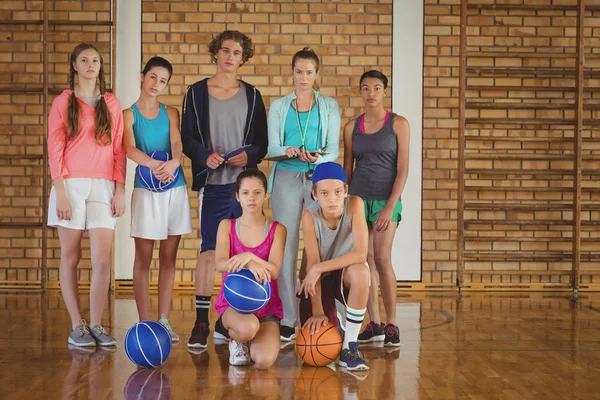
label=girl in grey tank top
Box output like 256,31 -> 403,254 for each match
348,112 -> 398,200
342,70 -> 408,347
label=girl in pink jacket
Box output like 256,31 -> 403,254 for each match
47,43 -> 126,348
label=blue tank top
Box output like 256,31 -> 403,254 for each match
132,103 -> 186,189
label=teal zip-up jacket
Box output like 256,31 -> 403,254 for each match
267,90 -> 341,192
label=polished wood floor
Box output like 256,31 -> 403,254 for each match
1,291 -> 600,399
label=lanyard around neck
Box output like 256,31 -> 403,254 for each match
294,92 -> 314,150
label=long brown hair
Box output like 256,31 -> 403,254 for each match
67,43 -> 112,145
292,47 -> 321,91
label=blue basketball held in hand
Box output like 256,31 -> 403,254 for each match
224,268 -> 271,314
125,320 -> 172,368
137,151 -> 179,192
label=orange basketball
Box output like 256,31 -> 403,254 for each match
296,322 -> 343,367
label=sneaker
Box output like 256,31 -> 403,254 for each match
228,339 -> 251,366
68,320 -> 96,347
338,342 -> 369,371
383,323 -> 401,347
89,325 -> 117,346
188,322 -> 210,349
358,321 -> 385,343
159,314 -> 180,342
214,316 -> 230,340
280,325 -> 296,342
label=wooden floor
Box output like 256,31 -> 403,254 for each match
1,291 -> 600,399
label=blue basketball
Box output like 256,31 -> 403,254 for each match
137,151 -> 180,192
224,268 -> 271,314
125,321 -> 172,368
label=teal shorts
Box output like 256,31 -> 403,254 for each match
363,199 -> 402,228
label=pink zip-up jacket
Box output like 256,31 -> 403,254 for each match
48,90 -> 126,184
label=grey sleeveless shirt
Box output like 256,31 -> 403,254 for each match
348,113 -> 398,200
305,197 -> 353,262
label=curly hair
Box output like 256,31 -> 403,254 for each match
208,30 -> 254,65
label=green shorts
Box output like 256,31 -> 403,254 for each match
363,199 -> 402,228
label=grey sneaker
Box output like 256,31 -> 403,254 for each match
68,320 -> 96,347
159,314 -> 180,342
89,325 -> 117,346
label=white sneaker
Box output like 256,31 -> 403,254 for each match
228,339 -> 251,366
159,314 -> 180,342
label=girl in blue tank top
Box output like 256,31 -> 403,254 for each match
342,70 -> 410,348
123,57 -> 193,342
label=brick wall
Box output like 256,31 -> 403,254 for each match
140,0 -> 393,284
423,0 -> 600,286
2,0 -> 599,289
0,0 -> 113,286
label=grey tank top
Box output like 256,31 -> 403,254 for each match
208,83 -> 247,185
348,113 -> 398,200
306,198 -> 353,262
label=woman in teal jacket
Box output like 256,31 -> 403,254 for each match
267,47 -> 341,341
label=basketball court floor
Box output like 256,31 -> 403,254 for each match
1,291 -> 599,399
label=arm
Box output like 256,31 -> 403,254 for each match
111,102 -> 126,216
181,85 -> 212,167
314,98 -> 341,164
388,116 -> 410,204
245,89 -> 269,166
300,210 -> 324,313
267,98 -> 289,157
123,109 -> 162,169
111,103 -> 127,185
245,224 -> 287,279
154,107 -> 183,180
214,219 -> 233,273
313,196 -> 368,274
48,99 -> 69,181
375,116 -> 410,232
342,119 -> 355,184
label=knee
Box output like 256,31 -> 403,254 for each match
252,349 -> 279,370
92,257 -> 111,272
62,250 -> 81,268
233,319 -> 260,342
373,255 -> 392,272
135,253 -> 153,268
159,254 -> 176,269
347,263 -> 370,288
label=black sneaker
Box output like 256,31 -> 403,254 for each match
357,321 -> 385,343
214,316 -> 229,340
338,342 -> 369,371
280,325 -> 296,341
383,323 -> 401,347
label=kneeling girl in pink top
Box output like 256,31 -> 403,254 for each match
213,169 -> 287,369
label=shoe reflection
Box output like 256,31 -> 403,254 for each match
124,368 -> 172,400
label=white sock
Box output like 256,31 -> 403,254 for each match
343,306 -> 366,349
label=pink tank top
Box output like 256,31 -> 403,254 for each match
214,219 -> 284,320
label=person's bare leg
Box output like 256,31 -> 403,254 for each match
248,322 -> 280,369
132,238 -> 154,321
222,308 -> 260,342
365,228 -> 381,324
158,235 -> 181,318
88,228 -> 114,327
373,222 -> 399,325
58,227 -> 84,329
195,250 -> 215,297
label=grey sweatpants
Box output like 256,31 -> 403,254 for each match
271,169 -> 314,328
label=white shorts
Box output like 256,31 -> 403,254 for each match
48,178 -> 117,230
130,185 -> 193,240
